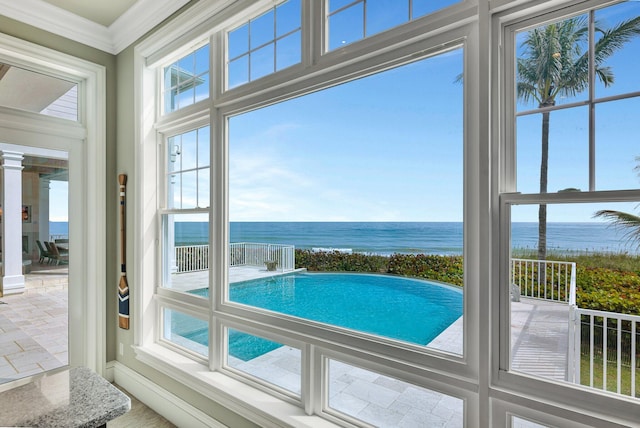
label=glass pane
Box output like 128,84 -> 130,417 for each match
167,126 -> 210,209
595,98 -> 640,191
329,0 -> 357,14
0,63 -> 78,121
276,0 -> 301,37
229,24 -> 249,60
226,328 -> 301,395
594,2 -> 640,99
250,44 -> 275,81
162,308 -> 208,357
328,3 -> 364,50
367,0 -> 408,36
197,127 -> 210,168
198,168 -> 210,208
194,45 -> 209,75
328,359 -> 464,426
516,14 -> 590,112
251,9 -> 274,50
509,203 -> 640,399
276,32 -> 301,71
516,107 -> 589,194
228,56 -> 249,89
412,0 -> 461,19
162,213 -> 209,292
164,64 -> 177,90
176,85 -> 194,110
178,52 -> 195,76
181,171 -> 198,209
168,172 -> 181,209
194,73 -> 209,104
181,130 -> 198,171
163,45 -> 210,114
228,50 -> 464,354
512,416 -> 551,428
164,86 -> 178,113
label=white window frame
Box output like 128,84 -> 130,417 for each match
493,0 -> 640,425
0,33 -> 107,375
133,0 -> 482,426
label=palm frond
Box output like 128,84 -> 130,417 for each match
593,210 -> 640,250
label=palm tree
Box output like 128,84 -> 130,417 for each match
517,15 -> 640,260
593,157 -> 640,250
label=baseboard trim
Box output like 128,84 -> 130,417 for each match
108,360 -> 226,428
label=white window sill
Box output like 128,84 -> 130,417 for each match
134,344 -> 339,428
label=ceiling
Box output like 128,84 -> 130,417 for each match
41,0 -> 139,27
0,0 -> 192,54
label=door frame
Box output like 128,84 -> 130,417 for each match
0,33 -> 107,375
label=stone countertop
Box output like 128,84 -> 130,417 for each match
0,367 -> 131,427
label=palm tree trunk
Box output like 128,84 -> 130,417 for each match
538,110 -> 550,261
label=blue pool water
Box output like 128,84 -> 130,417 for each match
188,273 -> 462,360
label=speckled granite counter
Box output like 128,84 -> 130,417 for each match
0,367 -> 131,427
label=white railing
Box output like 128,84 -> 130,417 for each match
511,258 -> 576,304
175,244 -> 209,273
174,242 -> 295,273
511,258 -> 638,399
568,307 -> 639,398
230,242 -> 295,272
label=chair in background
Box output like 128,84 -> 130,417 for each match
48,242 -> 68,265
36,240 -> 52,264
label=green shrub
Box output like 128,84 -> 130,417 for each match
295,250 -> 464,287
387,254 -> 464,286
295,249 -> 388,273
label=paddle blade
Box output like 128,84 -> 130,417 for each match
118,275 -> 130,330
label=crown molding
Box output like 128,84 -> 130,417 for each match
0,0 -> 191,55
109,0 -> 191,54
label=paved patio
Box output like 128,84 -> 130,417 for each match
0,264 -> 68,384
0,264 -> 570,427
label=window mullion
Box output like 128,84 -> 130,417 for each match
588,10 -> 596,192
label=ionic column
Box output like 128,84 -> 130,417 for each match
0,151 -> 25,295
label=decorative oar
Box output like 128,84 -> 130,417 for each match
118,174 -> 130,329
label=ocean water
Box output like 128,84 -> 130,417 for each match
177,221 -> 636,255
51,220 -> 634,254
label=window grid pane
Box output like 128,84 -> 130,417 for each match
162,45 -> 210,114
327,359 -> 464,426
226,328 -> 302,396
227,0 -> 301,89
327,0 -> 462,51
167,126 -> 211,210
162,308 -> 209,357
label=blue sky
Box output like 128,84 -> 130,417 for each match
229,48 -> 464,222
513,1 -> 640,221
49,180 -> 68,221
229,1 -> 640,223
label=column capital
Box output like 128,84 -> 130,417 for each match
0,151 -> 24,171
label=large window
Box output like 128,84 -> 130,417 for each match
503,0 -> 640,404
136,0 -> 640,426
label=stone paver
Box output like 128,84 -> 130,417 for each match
0,265 -> 68,384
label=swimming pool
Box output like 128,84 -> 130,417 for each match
187,272 -> 462,360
